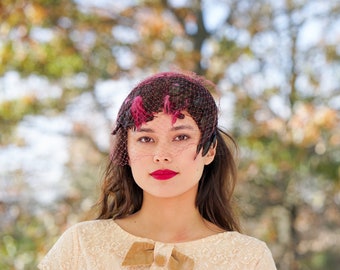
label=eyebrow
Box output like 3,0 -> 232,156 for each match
136,125 -> 195,133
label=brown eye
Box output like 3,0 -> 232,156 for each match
174,135 -> 189,141
138,137 -> 154,143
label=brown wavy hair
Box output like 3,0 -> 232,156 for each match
95,72 -> 240,232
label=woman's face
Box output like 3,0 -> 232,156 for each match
127,111 -> 216,199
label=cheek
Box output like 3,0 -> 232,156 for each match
177,143 -> 198,158
128,152 -> 149,167
129,158 -> 147,183
127,148 -> 138,163
127,143 -> 151,163
181,150 -> 205,171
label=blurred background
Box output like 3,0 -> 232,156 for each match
1,0 -> 340,269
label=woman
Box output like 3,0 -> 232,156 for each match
39,71 -> 276,269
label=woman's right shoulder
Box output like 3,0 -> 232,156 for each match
38,220 -> 125,269
57,219 -> 125,248
65,219 -> 116,234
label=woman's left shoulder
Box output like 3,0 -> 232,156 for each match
224,232 -> 276,266
221,231 -> 273,255
226,231 -> 269,248
199,231 -> 276,268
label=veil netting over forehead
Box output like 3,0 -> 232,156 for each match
111,71 -> 218,166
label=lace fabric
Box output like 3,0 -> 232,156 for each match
38,219 -> 277,269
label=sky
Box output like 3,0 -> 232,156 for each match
0,73 -> 134,205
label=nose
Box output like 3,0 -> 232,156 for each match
153,145 -> 172,163
153,154 -> 172,163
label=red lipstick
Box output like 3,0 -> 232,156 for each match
150,169 -> 178,180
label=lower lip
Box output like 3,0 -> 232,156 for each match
150,172 -> 178,181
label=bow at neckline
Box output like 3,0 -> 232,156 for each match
122,241 -> 194,269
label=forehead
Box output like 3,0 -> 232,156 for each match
134,111 -> 200,132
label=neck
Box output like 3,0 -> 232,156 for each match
125,192 -> 221,243
115,185 -> 224,243
141,192 -> 200,224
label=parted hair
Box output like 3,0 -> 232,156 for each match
95,72 -> 240,232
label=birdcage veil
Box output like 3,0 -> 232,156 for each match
111,71 -> 218,166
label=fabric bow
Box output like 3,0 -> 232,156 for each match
122,242 -> 194,270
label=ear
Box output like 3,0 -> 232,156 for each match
204,142 -> 217,165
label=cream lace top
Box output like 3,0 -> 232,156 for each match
38,219 -> 277,269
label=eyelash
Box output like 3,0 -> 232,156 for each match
137,134 -> 190,143
137,136 -> 154,143
174,134 -> 189,141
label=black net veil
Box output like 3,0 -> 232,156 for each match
111,71 -> 218,166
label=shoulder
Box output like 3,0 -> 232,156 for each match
38,220 -> 131,269
66,219 -> 136,246
61,219 -> 124,243
178,231 -> 276,268
227,231 -> 268,249
45,220 -> 115,247
224,232 -> 276,267
223,231 -> 274,259
53,219 -> 133,257
53,219 -> 107,239
226,232 -> 277,269
180,231 -> 270,253
66,219 -> 115,233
